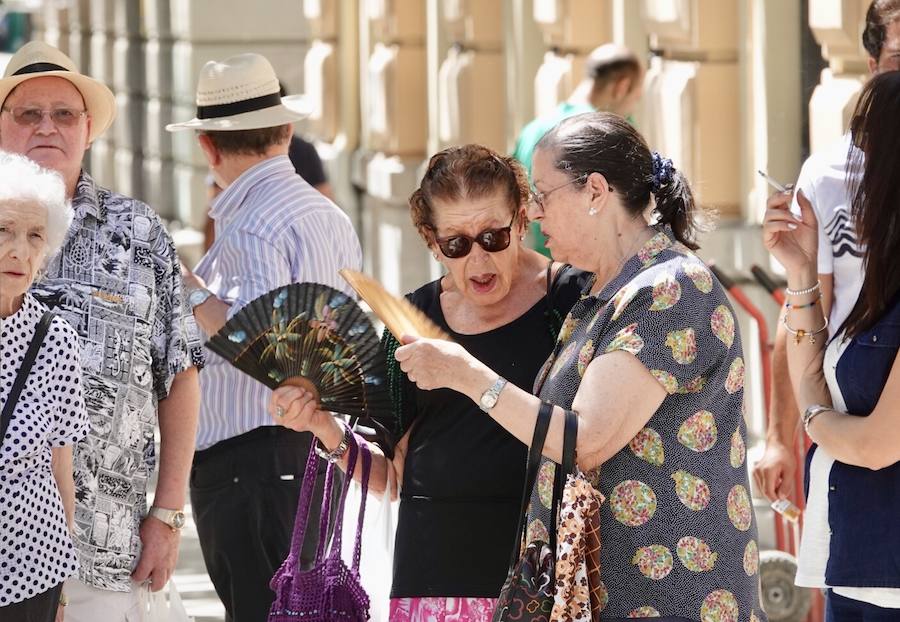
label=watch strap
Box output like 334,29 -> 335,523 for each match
148,506 -> 185,530
802,404 -> 831,433
479,376 -> 508,412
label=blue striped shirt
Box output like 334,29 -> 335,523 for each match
194,155 -> 362,450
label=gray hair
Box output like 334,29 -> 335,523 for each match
0,150 -> 73,263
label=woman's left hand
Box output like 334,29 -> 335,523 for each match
394,336 -> 486,394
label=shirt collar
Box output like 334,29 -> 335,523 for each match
590,225 -> 677,304
210,155 -> 295,227
71,170 -> 106,223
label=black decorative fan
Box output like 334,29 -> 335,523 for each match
206,283 -> 393,435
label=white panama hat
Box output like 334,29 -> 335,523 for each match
0,40 -> 116,142
166,53 -> 310,132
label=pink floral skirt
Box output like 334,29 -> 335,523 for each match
389,597 -> 497,622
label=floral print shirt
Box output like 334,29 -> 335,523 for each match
31,172 -> 204,592
528,228 -> 766,622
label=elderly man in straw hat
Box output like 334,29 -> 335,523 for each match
170,53 -> 362,620
0,41 -> 203,620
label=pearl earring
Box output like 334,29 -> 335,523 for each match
588,207 -> 598,216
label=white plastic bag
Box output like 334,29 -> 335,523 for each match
138,581 -> 195,622
340,460 -> 399,622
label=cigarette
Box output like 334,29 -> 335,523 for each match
758,170 -> 788,193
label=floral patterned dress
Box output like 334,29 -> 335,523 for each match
528,228 -> 766,622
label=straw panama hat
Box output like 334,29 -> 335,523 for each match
0,41 -> 116,142
166,53 -> 310,132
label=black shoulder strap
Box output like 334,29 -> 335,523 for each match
544,262 -> 572,340
545,261 -> 573,298
1,311 -> 55,447
505,400 -> 554,573
549,409 -> 578,553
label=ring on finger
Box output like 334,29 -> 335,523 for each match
275,406 -> 285,418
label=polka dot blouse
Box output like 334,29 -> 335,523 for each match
1,293 -> 88,606
529,228 -> 766,621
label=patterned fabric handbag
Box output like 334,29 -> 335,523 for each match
268,431 -> 372,621
551,453 -> 605,622
493,404 -> 576,622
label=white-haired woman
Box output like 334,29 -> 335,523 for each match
0,151 -> 88,621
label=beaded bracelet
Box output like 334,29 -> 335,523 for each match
785,293 -> 822,310
785,281 -> 820,297
782,314 -> 829,345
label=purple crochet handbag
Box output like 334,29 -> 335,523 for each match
268,431 -> 372,621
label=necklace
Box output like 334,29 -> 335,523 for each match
590,226 -> 656,295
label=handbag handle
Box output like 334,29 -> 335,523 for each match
504,400 -> 554,574
286,439 -> 323,564
320,434 -> 372,559
549,410 -> 578,552
1,311 -> 54,448
314,431 -> 360,563
351,437 -> 372,571
288,429 -> 359,566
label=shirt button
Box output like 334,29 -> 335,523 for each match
233,476 -> 240,483
873,335 -> 878,342
829,485 -> 836,491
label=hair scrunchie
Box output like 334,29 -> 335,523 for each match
650,151 -> 675,193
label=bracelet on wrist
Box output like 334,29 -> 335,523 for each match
782,313 -> 829,345
802,404 -> 832,434
785,281 -> 821,297
314,421 -> 352,463
785,292 -> 822,310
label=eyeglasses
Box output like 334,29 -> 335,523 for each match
434,216 -> 516,259
1,107 -> 87,128
529,174 -> 588,211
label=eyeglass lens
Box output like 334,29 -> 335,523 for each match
5,107 -> 85,128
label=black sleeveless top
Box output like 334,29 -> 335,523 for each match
384,265 -> 589,598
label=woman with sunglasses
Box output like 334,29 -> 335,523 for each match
392,113 -> 766,621
269,144 -> 589,620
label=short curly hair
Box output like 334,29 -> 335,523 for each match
409,144 -> 530,242
0,150 -> 72,265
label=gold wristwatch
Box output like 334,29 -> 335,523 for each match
148,506 -> 186,531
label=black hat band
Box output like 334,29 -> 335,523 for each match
12,62 -> 69,76
196,92 -> 282,120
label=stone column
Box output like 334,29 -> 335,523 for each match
143,0 -> 176,221
357,0 -> 431,295
808,0 -> 870,153
434,0 -> 506,153
744,0 -> 803,222
303,0 -> 361,225
642,0 -> 741,219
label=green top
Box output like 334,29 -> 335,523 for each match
512,102 -> 596,258
513,102 -> 596,177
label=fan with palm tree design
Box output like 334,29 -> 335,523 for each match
205,283 -> 393,438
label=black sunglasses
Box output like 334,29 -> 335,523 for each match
434,216 -> 515,259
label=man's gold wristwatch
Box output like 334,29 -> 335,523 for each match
148,506 -> 186,531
